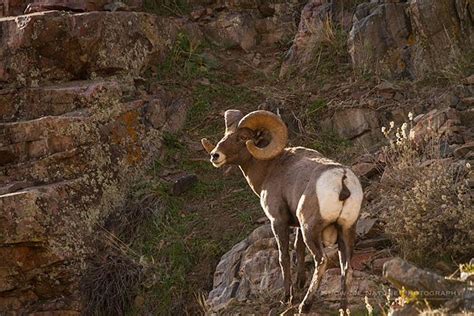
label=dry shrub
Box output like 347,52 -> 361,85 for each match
81,249 -> 144,316
377,117 -> 473,265
104,194 -> 161,243
80,193 -> 160,315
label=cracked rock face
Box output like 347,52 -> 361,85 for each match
348,0 -> 474,79
0,10 -> 193,313
0,10 -> 183,85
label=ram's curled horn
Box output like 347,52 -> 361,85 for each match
201,138 -> 215,154
237,110 -> 288,160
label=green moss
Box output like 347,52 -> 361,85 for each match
157,32 -> 210,81
308,130 -> 351,157
306,98 -> 327,121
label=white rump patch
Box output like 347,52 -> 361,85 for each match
338,169 -> 363,227
316,168 -> 363,228
316,168 -> 345,223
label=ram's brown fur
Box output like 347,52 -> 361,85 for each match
202,110 -> 363,313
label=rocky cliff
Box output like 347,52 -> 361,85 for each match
0,0 -> 472,314
0,4 -> 198,313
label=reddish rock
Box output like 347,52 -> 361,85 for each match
0,10 -> 195,314
411,108 -> 462,146
0,80 -> 128,122
372,257 -> 393,275
454,141 -> 474,158
352,162 -> 379,178
25,0 -> 110,13
24,0 -> 143,13
0,0 -> 30,16
351,250 -> 377,271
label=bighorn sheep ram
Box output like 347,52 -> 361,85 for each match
201,110 -> 363,313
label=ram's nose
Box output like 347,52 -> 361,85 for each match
210,152 -> 220,162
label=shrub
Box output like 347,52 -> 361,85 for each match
377,115 -> 473,266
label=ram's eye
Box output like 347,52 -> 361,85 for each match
239,135 -> 248,142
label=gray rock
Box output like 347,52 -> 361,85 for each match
323,108 -> 380,140
145,99 -> 166,129
383,257 -> 461,293
203,12 -> 257,51
208,224 -> 381,313
348,1 -> 411,78
172,174 -> 198,196
279,0 -> 332,77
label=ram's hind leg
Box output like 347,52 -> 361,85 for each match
295,227 -> 306,289
298,222 -> 327,314
271,220 -> 293,304
337,223 -> 356,312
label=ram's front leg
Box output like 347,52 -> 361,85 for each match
271,220 -> 293,304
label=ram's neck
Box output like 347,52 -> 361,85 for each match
238,157 -> 274,196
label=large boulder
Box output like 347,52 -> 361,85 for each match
321,108 -> 381,147
207,225 -> 381,313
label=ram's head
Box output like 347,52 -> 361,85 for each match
201,110 -> 288,167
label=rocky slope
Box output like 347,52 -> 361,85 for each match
0,0 -> 473,314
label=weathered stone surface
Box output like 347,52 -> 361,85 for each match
0,11 -> 180,85
348,2 -> 411,78
0,9 -> 197,313
198,1 -> 299,51
383,257 -> 472,311
411,108 -> 463,146
408,0 -> 474,77
25,0 -> 110,13
0,79 -> 130,122
25,0 -> 143,13
207,224 -> 381,312
348,0 -> 474,79
384,257 -> 461,292
172,174 -> 198,196
0,0 -> 30,17
356,217 -> 377,238
322,108 -> 380,147
280,0 -> 332,76
203,12 -> 257,51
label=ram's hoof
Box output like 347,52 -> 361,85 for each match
298,301 -> 311,314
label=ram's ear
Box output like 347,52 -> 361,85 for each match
224,110 -> 244,133
201,138 -> 215,153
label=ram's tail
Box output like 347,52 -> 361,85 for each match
339,169 -> 351,201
